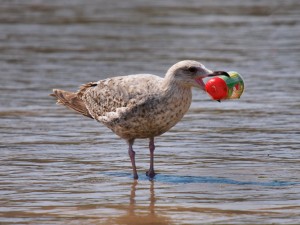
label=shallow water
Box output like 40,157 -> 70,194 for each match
1,0 -> 300,224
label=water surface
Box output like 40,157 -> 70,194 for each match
1,0 -> 300,224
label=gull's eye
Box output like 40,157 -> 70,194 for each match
188,67 -> 197,73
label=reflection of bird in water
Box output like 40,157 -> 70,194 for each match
50,60 -> 225,179
106,181 -> 171,225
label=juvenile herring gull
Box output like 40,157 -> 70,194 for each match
50,60 -> 225,179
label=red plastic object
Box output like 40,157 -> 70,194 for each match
205,77 -> 228,100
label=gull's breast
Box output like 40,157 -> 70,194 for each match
107,87 -> 193,140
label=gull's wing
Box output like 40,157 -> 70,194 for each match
81,74 -> 163,123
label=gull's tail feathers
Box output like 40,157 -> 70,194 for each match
50,89 -> 93,119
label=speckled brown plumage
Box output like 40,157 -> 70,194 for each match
50,60 -> 214,179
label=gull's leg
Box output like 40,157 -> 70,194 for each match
128,139 -> 138,179
146,137 -> 156,178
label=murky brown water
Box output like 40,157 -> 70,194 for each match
1,0 -> 300,224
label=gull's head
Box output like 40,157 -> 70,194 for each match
165,60 -> 227,90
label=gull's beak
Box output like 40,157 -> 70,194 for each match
206,71 -> 230,77
194,70 -> 230,90
193,68 -> 211,90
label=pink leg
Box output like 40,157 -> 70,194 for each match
146,137 -> 156,178
128,139 -> 138,179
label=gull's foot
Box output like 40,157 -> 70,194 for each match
146,170 -> 156,178
133,174 -> 139,180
